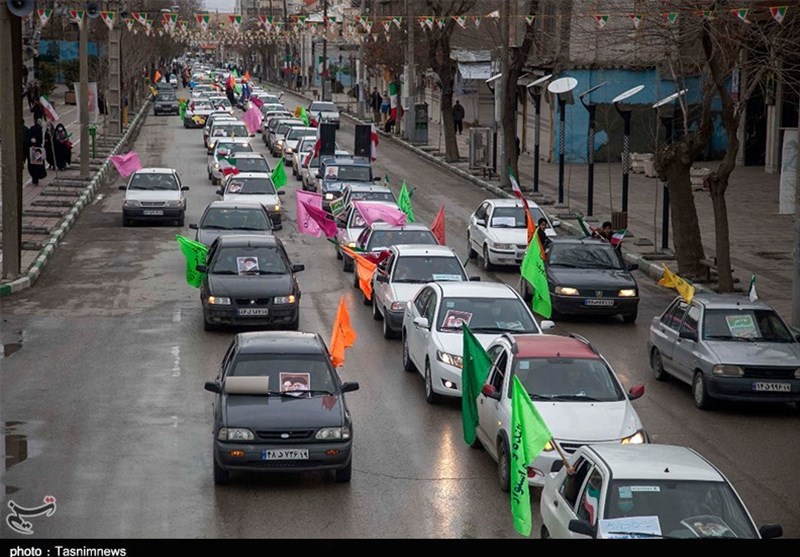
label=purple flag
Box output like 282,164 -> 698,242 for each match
303,201 -> 339,239
110,151 -> 143,177
242,105 -> 263,134
251,96 -> 264,109
296,190 -> 325,237
355,201 -> 407,226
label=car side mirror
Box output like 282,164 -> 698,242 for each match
759,524 -> 783,539
481,384 -> 501,401
550,460 -> 564,473
118,185 -> 126,190
552,219 -> 562,228
627,263 -> 639,271
568,519 -> 597,539
373,176 -> 382,182
469,276 -> 481,282
413,316 -> 429,329
277,190 -> 286,196
340,381 -> 360,393
678,329 -> 697,341
628,384 -> 645,401
315,173 -> 322,179
375,273 -> 388,283
215,189 -> 223,196
475,219 -> 486,227
291,264 -> 305,273
540,320 -> 555,331
196,264 -> 208,273
181,186 -> 190,191
204,381 -> 221,394
189,223 -> 198,230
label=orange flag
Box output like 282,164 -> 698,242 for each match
431,205 -> 446,245
523,201 -> 536,245
330,295 -> 357,368
244,70 -> 251,82
341,246 -> 377,300
153,70 -> 162,83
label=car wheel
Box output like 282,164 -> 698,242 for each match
203,313 -> 216,332
334,458 -> 352,483
467,233 -> 477,259
343,255 -> 354,273
213,458 -> 230,485
402,332 -> 416,373
692,371 -> 714,410
353,269 -> 360,289
177,217 -> 185,227
424,360 -> 440,404
482,245 -> 495,271
541,526 -> 550,539
372,298 -> 382,320
622,311 -> 638,324
383,312 -> 397,339
122,217 -> 131,227
650,348 -> 668,381
497,437 -> 511,492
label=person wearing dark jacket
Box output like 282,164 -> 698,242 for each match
26,119 -> 47,185
453,100 -> 465,135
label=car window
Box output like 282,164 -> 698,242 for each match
414,287 -> 433,315
201,207 -> 270,231
227,353 -> 336,394
548,243 -> 623,270
488,351 -> 508,392
367,230 -> 438,252
216,143 -> 253,157
210,246 -> 288,275
391,255 -> 466,284
349,209 -> 366,228
128,173 -> 178,191
559,458 -> 592,511
576,468 -> 603,526
513,357 -> 625,402
702,308 -> 795,342
351,191 -> 395,204
679,305 -> 701,338
423,290 -> 438,323
225,177 -> 276,195
334,165 -> 371,182
212,124 -> 248,138
233,158 -> 270,173
436,297 -> 538,333
661,299 -> 689,330
474,202 -> 489,221
489,206 -> 545,229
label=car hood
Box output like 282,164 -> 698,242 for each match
534,400 -> 641,441
223,193 -> 280,207
703,341 -> 800,366
222,393 -> 344,430
197,228 -> 270,247
490,228 -> 528,245
389,283 -> 425,303
125,190 -> 180,202
324,181 -> 368,192
208,274 -> 293,298
548,268 -> 635,289
437,331 -> 501,357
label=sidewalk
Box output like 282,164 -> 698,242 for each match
286,83 -> 795,317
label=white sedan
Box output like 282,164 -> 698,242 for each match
467,198 -> 560,270
216,172 -> 284,229
401,282 -> 553,404
207,138 -> 254,185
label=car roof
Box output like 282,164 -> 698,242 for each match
508,334 -> 599,359
287,127 -> 316,134
369,222 -> 431,232
131,167 -> 175,174
347,184 -> 391,193
211,120 -> 244,126
214,137 -> 250,145
204,200 -> 268,211
484,198 -> 546,210
549,236 -> 611,246
393,244 -> 457,257
436,281 -> 517,298
228,172 -> 273,179
586,444 -> 724,482
215,234 -> 279,247
235,331 -> 326,355
690,293 -> 777,311
227,152 -> 266,160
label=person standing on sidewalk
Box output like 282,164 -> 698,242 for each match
380,92 -> 390,124
26,119 -> 47,185
453,100 -> 465,135
370,88 -> 381,123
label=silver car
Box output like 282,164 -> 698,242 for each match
648,293 -> 800,410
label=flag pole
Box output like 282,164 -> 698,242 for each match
551,438 -> 575,475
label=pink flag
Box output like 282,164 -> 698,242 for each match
296,191 -> 326,237
110,151 -> 143,177
303,201 -> 339,239
242,105 -> 263,134
251,96 -> 264,109
355,201 -> 407,226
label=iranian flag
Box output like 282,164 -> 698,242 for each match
370,124 -> 379,161
388,82 -> 399,122
196,13 -> 210,31
230,15 -> 241,32
39,95 -> 59,123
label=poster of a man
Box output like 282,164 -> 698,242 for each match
236,256 -> 259,274
279,373 -> 311,397
442,310 -> 472,330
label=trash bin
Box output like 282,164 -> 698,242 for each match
411,102 -> 428,145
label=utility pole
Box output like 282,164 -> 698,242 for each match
107,0 -> 122,136
79,15 -> 89,178
496,0 -> 509,186
404,0 -> 415,140
1,4 -> 24,280
282,0 -> 289,88
321,0 -> 329,101
793,109 -> 800,327
356,0 -> 365,118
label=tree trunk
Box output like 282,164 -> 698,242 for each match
709,179 -> 734,292
441,85 -> 459,162
501,81 -> 518,181
666,158 -> 706,277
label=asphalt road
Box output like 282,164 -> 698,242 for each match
1,91 -> 798,539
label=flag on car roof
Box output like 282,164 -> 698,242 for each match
748,274 -> 758,302
431,205 -> 446,246
397,180 -> 415,223
658,264 -> 695,303
330,296 -> 356,367
461,325 -> 492,446
371,124 -> 379,161
341,246 -> 378,301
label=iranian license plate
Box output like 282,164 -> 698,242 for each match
143,209 -> 164,216
752,382 -> 792,392
262,449 -> 309,461
238,308 -> 269,316
584,299 -> 615,307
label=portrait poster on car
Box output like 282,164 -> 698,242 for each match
324,166 -> 339,180
725,315 -> 758,339
228,181 -> 244,193
236,256 -> 260,274
680,515 -> 736,538
280,373 -> 310,397
443,310 -> 473,329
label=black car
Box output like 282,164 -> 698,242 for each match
519,237 -> 639,322
317,156 -> 381,212
154,92 -> 179,116
190,201 -> 274,247
198,235 -> 304,331
204,331 -> 360,485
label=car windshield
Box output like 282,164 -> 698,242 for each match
211,98 -> 231,108
548,243 -> 623,270
233,158 -> 270,173
193,102 -> 212,111
200,208 -> 270,231
226,177 -> 276,195
128,173 -> 178,191
702,309 -> 795,342
159,94 -> 176,101
216,143 -> 253,157
276,123 -> 300,135
228,353 -> 336,394
211,246 -> 288,275
330,165 -> 371,182
392,256 -> 466,284
604,480 -> 758,539
287,128 -> 316,140
514,357 -> 624,402
349,191 -> 396,204
437,297 -> 538,333
367,229 -> 438,251
310,102 -> 336,112
490,206 -> 546,228
212,124 -> 248,138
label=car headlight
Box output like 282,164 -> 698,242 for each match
272,204 -> 281,212
621,430 -> 648,445
346,242 -> 356,248
164,200 -> 182,207
208,296 -> 231,305
712,364 -> 744,377
123,199 -> 140,207
493,243 -> 515,250
217,427 -> 255,442
315,426 -> 351,440
618,288 -> 637,297
555,286 -> 580,296
285,147 -> 293,154
390,301 -> 407,311
436,350 -> 463,369
277,140 -> 284,147
213,162 -> 220,169
324,193 -> 334,200
274,295 -> 296,304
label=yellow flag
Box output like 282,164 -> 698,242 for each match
658,264 -> 695,303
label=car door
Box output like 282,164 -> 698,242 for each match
543,457 -> 594,538
417,289 -> 439,373
373,252 -> 394,310
651,299 -> 688,374
469,202 -> 490,250
408,287 -> 434,371
574,467 -> 605,537
477,346 -> 509,459
672,303 -> 702,383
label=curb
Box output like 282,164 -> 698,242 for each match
0,100 -> 153,297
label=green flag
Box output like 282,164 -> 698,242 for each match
397,180 -> 415,223
300,106 -> 310,127
520,234 -> 552,319
176,235 -> 208,288
577,216 -> 592,237
462,326 -> 493,445
271,157 -> 287,189
510,375 -> 553,537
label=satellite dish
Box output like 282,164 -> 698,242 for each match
547,77 -> 578,95
612,85 -> 645,104
86,1 -> 100,18
527,74 -> 553,89
7,0 -> 34,17
653,88 -> 688,109
579,82 -> 608,100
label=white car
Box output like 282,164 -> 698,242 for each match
283,126 -> 317,169
202,113 -> 237,147
207,138 -> 254,184
334,201 -> 400,267
191,84 -> 214,98
371,244 -> 472,339
120,167 -> 188,227
220,152 -> 272,175
540,444 -> 783,539
208,96 -> 234,115
401,282 -> 554,404
216,172 -> 284,229
183,100 -> 215,129
205,120 -> 249,151
474,333 -> 647,490
467,198 -> 560,269
308,101 -> 340,128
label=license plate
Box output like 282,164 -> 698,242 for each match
238,308 -> 269,316
584,299 -> 615,307
262,449 -> 309,460
142,209 -> 164,216
753,382 -> 792,392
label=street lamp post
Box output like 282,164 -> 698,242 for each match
486,73 -> 503,174
578,82 -> 607,218
526,74 -> 552,194
612,85 -> 645,218
547,77 -> 578,207
653,89 -> 688,252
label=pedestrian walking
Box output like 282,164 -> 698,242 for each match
453,100 -> 465,135
370,88 -> 381,123
26,119 -> 47,185
380,92 -> 390,124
